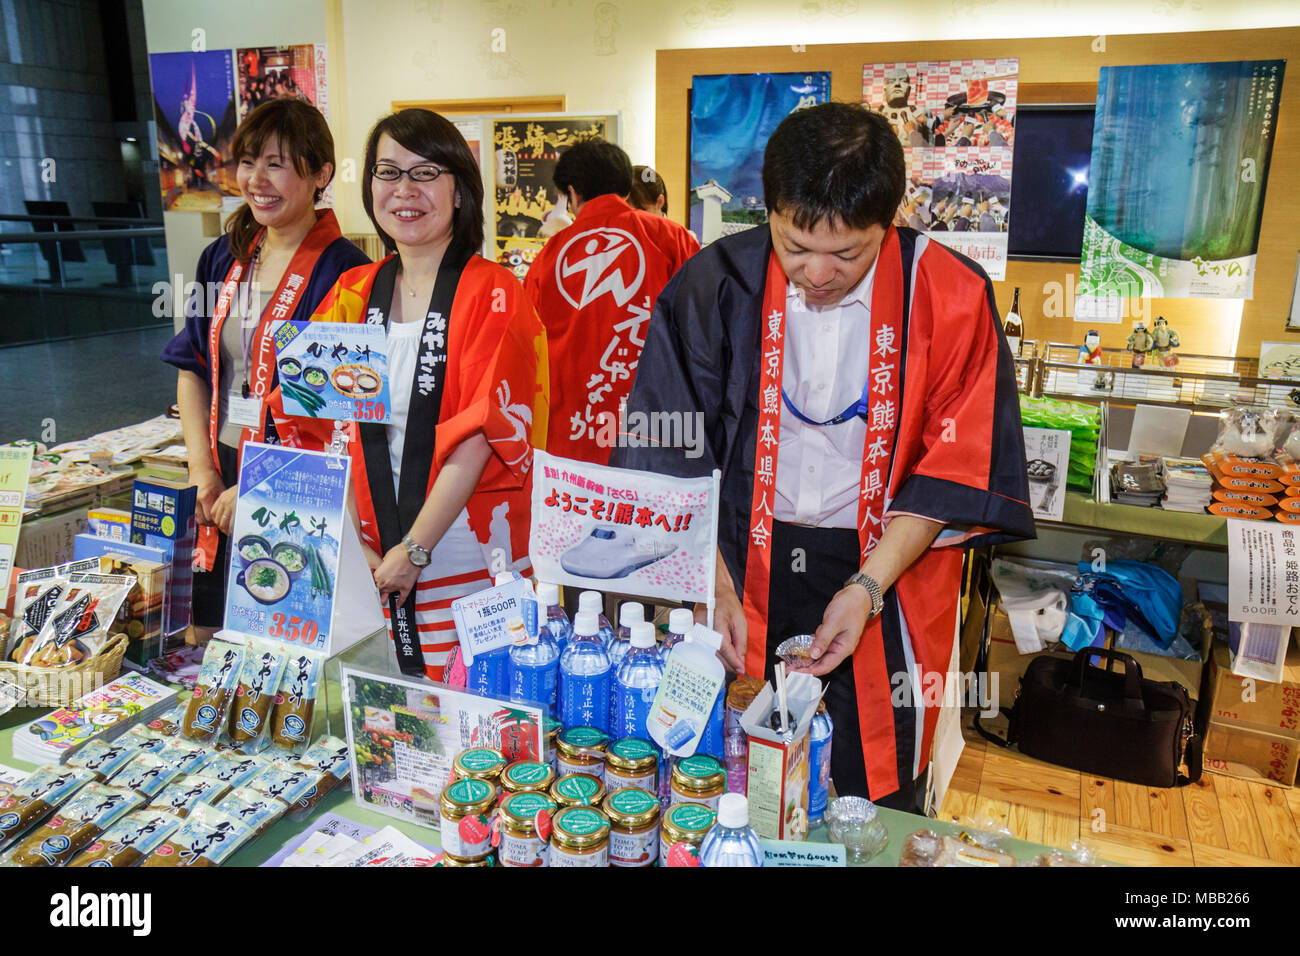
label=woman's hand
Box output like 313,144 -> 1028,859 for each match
374,544 -> 422,607
191,466 -> 226,527
362,544 -> 383,576
210,485 -> 239,535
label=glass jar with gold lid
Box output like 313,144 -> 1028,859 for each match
544,716 -> 561,771
497,791 -> 557,867
439,852 -> 495,867
498,759 -> 557,802
604,786 -> 660,867
670,754 -> 726,810
550,806 -> 610,867
660,801 -> 716,866
451,747 -> 506,784
605,737 -> 658,794
439,777 -> 497,861
551,771 -> 606,809
555,726 -> 609,784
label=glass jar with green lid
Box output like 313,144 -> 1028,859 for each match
439,777 -> 498,861
544,716 -> 561,771
551,771 -> 606,809
605,737 -> 659,794
660,801 -> 716,866
439,852 -> 495,867
604,786 -> 660,867
452,747 -> 506,784
670,754 -> 727,810
550,806 -> 610,866
498,791 -> 557,867
556,726 -> 609,784
498,759 -> 557,803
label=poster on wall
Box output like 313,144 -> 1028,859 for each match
149,50 -> 239,212
454,118 -> 482,168
689,72 -> 831,246
863,58 -> 1018,280
492,115 -> 611,281
1077,60 -> 1285,304
236,43 -> 328,121
341,666 -> 543,829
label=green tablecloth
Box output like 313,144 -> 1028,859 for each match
1,705 -> 1060,867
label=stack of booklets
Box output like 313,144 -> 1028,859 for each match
1109,458 -> 1165,507
1160,456 -> 1213,513
12,672 -> 177,765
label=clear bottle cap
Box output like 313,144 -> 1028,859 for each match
537,582 -> 560,606
573,611 -> 600,637
579,591 -> 603,614
619,602 -> 644,627
717,792 -> 749,828
629,622 -> 656,648
494,571 -> 516,586
668,608 -> 694,634
690,624 -> 724,652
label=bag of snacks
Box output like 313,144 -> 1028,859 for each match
108,752 -> 184,801
66,810 -> 182,867
19,571 -> 136,667
6,783 -> 142,866
269,651 -> 323,749
0,766 -> 95,852
147,778 -> 230,818
215,785 -> 290,839
5,559 -> 98,663
139,803 -> 253,868
226,640 -> 289,751
192,752 -> 268,791
288,735 -> 351,820
67,739 -> 138,781
181,640 -> 245,741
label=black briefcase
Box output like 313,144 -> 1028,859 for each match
978,647 -> 1202,788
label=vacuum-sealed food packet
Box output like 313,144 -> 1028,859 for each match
215,785 -> 289,839
0,766 -> 96,853
226,640 -> 289,751
192,752 -> 268,791
181,641 -> 245,741
108,752 -> 185,801
138,803 -> 253,868
67,740 -> 138,781
66,810 -> 181,867
6,559 -> 99,664
268,651 -> 323,750
20,572 -> 136,666
147,778 -> 230,818
7,783 -> 143,866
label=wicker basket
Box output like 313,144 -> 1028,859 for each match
0,633 -> 129,708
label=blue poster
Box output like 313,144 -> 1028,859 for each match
273,320 -> 393,424
689,71 -> 831,245
224,444 -> 348,652
148,50 -> 239,212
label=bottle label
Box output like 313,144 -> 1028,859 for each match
647,650 -> 725,758
607,769 -> 656,794
510,661 -> 557,713
447,778 -> 491,804
610,823 -> 660,867
557,807 -> 604,836
556,755 -> 604,786
459,749 -> 503,773
440,810 -> 492,858
498,831 -> 548,867
608,787 -> 657,816
612,687 -> 655,741
550,842 -> 607,867
554,774 -> 600,804
671,790 -> 721,813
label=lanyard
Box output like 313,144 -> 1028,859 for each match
780,379 -> 871,427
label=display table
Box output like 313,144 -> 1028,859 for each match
1,703 -> 1068,867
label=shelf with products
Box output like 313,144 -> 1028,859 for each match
1036,491 -> 1227,548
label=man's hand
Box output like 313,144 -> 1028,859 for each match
696,587 -> 746,673
191,467 -> 225,527
374,544 -> 422,607
210,486 -> 239,536
793,585 -> 874,677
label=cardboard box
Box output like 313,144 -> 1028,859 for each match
741,673 -> 819,842
1204,718 -> 1300,787
14,507 -> 88,569
1204,641 -> 1300,735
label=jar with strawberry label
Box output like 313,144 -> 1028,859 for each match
555,726 -> 608,784
660,801 -> 716,867
670,754 -> 726,811
452,747 -> 507,785
497,791 -> 556,867
604,786 -> 660,867
551,772 -> 605,810
498,759 -> 556,803
438,852 -> 495,867
605,737 -> 658,794
549,806 -> 610,867
439,778 -> 497,862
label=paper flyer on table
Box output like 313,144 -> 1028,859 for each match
273,320 -> 392,424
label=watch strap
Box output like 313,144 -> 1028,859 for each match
846,572 -> 883,618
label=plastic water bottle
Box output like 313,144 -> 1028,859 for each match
536,582 -> 572,655
467,647 -> 510,699
808,703 -> 834,825
607,602 -> 642,713
613,621 -> 663,741
680,627 -> 726,761
579,591 -> 616,647
699,793 -> 763,867
660,608 -> 693,663
508,614 -> 559,717
558,611 -> 612,733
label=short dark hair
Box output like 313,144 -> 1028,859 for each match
762,102 -> 904,231
629,165 -> 667,214
552,138 -> 633,203
362,108 -> 484,254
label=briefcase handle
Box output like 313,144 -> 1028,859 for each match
1071,647 -> 1144,703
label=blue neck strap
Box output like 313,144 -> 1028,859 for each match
780,380 -> 871,427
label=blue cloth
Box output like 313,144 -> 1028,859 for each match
1069,559 -> 1181,649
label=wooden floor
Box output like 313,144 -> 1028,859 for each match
938,714 -> 1300,866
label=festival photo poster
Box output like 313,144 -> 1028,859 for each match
149,50 -> 239,213
492,115 -> 610,281
1078,60 -> 1285,302
863,58 -> 1018,279
236,44 -> 328,122
688,72 -> 831,246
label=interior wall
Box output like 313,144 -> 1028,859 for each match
655,27 -> 1300,360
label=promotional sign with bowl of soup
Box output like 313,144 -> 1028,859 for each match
272,320 -> 393,425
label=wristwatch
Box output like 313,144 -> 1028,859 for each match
402,534 -> 431,568
845,572 -> 884,619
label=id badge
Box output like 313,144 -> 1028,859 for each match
227,393 -> 262,428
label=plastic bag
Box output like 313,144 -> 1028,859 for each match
18,571 -> 136,667
1212,405 -> 1280,458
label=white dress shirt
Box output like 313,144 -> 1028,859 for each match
774,260 -> 877,528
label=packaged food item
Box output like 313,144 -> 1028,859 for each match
67,810 -> 182,867
551,772 -> 605,809
139,803 -> 253,868
898,829 -> 1016,867
287,736 -> 350,818
158,739 -> 217,776
248,764 -> 322,807
67,740 -> 138,781
7,783 -> 143,866
1210,407 -> 1281,461
181,640 -> 245,741
496,791 -> 556,867
145,703 -> 188,737
226,640 -> 289,749
5,559 -> 98,663
659,801 -> 716,866
450,747 -> 507,784
439,778 -> 497,861
19,571 -> 136,667
604,786 -> 660,867
498,759 -> 557,801
195,752 -> 268,790
0,766 -> 95,852
1207,501 -> 1274,520
115,724 -> 171,754
147,778 -> 230,818
605,738 -> 659,794
269,651 -> 323,749
214,786 -> 289,838
1211,488 -> 1279,507
549,806 -> 610,867
670,754 -> 727,810
109,752 -> 184,801
555,726 -> 608,783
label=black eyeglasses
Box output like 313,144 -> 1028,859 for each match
371,163 -> 449,183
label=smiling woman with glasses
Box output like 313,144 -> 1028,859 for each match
265,108 -> 549,681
